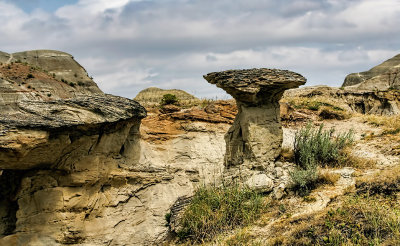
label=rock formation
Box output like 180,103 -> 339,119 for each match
204,68 -> 306,175
0,50 -> 101,99
134,87 -> 199,106
285,85 -> 400,115
0,50 -> 232,245
0,50 -> 162,245
342,53 -> 400,90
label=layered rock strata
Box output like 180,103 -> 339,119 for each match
0,97 -> 149,245
284,86 -> 400,115
0,50 -> 232,245
0,50 -> 101,99
343,53 -> 400,90
204,68 -> 306,182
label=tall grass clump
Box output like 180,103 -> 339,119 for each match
177,183 -> 264,242
290,123 -> 353,194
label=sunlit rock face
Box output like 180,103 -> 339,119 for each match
0,50 -> 230,245
204,68 -> 306,169
343,53 -> 400,90
0,87 -> 148,245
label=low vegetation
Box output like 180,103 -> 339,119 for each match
176,183 -> 265,243
26,73 -> 34,79
220,228 -> 262,246
283,96 -> 350,120
290,123 -> 353,194
269,193 -> 400,246
318,106 -> 349,120
268,164 -> 400,245
356,165 -> 400,195
160,93 -> 179,105
362,114 -> 400,135
339,147 -> 377,169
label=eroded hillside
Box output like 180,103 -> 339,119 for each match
1,50 -> 400,246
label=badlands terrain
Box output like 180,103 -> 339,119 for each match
0,50 -> 399,245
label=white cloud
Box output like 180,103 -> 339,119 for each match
0,0 -> 399,98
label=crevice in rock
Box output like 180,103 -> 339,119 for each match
119,144 -> 125,155
0,170 -> 24,236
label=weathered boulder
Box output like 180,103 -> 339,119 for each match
343,53 -> 400,90
245,173 -> 274,193
204,68 -> 306,168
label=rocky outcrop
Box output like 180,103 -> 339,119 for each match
134,87 -> 199,106
284,86 -> 400,115
0,50 -> 233,245
0,50 -> 102,107
0,94 -> 150,245
204,68 -> 306,169
12,50 -> 101,94
343,53 -> 400,90
337,89 -> 400,115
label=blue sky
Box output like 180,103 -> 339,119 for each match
0,0 -> 399,98
4,0 -> 78,13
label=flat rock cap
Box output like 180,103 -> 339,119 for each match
204,68 -> 306,103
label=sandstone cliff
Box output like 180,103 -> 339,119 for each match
0,50 -> 227,245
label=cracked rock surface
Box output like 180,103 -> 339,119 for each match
204,68 -> 306,168
0,50 -> 209,245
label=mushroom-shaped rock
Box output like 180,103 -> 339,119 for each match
204,68 -> 306,168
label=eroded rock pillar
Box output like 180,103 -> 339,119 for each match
204,68 -> 306,170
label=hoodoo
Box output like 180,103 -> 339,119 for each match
204,68 -> 306,173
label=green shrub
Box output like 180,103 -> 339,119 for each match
26,73 -> 34,79
290,165 -> 318,195
160,93 -> 179,105
294,123 -> 353,168
290,123 -> 353,194
165,213 -> 171,227
177,184 -> 264,242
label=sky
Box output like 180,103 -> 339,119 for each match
0,0 -> 399,99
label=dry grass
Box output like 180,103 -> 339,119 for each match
356,164 -> 400,195
361,114 -> 400,135
265,193 -> 400,245
339,147 -> 377,169
318,170 -> 341,185
216,228 -> 262,246
282,96 -> 345,110
279,147 -> 294,162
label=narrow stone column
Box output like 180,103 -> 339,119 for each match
204,68 -> 306,169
